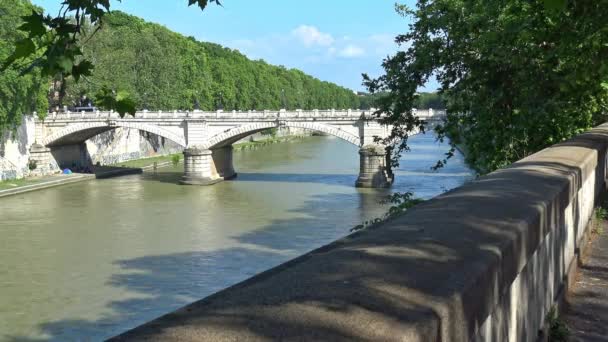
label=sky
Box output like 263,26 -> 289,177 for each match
32,0 -> 435,92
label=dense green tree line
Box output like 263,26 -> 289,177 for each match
63,11 -> 359,111
0,0 -> 47,131
359,92 -> 445,110
1,1 -> 359,133
366,0 -> 608,174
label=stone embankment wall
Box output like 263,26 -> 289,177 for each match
0,116 -> 36,180
114,124 -> 608,342
0,116 -> 182,180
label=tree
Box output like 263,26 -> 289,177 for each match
1,0 -> 222,116
0,0 -> 48,133
365,0 -> 608,174
1,1 -> 360,122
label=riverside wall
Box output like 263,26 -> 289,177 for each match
113,124 -> 608,341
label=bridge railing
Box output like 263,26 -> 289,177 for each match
38,108 -> 446,121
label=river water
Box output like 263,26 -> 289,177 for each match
0,134 -> 473,341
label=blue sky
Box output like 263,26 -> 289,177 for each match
32,0 -> 434,92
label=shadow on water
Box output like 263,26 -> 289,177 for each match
10,151 -> 608,341
4,134 -> 475,341
139,171 -> 362,187
4,191 -> 388,341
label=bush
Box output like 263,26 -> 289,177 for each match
28,159 -> 37,171
171,154 -> 180,166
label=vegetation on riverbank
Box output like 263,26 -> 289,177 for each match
110,153 -> 182,169
0,177 -> 45,191
233,136 -> 307,151
365,1 -> 608,175
1,1 -> 360,131
352,192 -> 426,232
58,10 -> 359,112
110,135 -> 310,169
0,0 -> 47,132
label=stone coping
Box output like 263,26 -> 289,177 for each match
110,124 -> 608,341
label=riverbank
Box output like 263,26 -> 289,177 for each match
0,166 -> 141,198
233,135 -> 308,151
0,135 -> 312,198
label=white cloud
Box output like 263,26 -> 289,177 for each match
291,25 -> 334,47
339,44 -> 365,58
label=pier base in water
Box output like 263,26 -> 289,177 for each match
355,145 -> 393,188
180,146 -> 237,185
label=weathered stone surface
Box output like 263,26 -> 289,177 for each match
111,124 -> 608,342
180,147 -> 223,185
355,145 -> 393,188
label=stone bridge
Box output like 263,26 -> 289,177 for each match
31,109 -> 445,187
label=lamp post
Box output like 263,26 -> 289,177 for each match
281,89 -> 286,109
217,92 -> 224,110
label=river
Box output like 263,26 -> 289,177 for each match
0,133 -> 473,341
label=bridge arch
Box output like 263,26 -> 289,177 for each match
201,121 -> 360,149
42,121 -> 187,147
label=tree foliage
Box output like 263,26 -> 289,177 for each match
365,0 -> 608,174
62,11 -> 359,111
0,0 -> 48,132
359,91 -> 445,110
0,0 -> 221,116
1,1 -> 359,122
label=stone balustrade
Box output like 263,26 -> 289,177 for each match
41,108 -> 444,122
31,108 -> 444,188
112,124 -> 608,341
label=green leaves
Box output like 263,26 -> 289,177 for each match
71,60 -> 94,82
543,0 -> 568,12
94,86 -> 136,117
0,0 -> 49,132
1,0 -> 226,116
188,0 -> 222,10
367,0 -> 608,174
4,38 -> 36,64
19,10 -> 46,38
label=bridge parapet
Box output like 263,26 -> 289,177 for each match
32,108 -> 445,188
39,109 -> 382,122
38,108 -> 446,122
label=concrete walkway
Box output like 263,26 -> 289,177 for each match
563,225 -> 608,341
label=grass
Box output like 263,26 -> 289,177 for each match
593,206 -> 607,234
546,307 -> 570,342
233,135 -> 306,151
0,174 -> 80,191
0,178 -> 43,191
109,153 -> 182,169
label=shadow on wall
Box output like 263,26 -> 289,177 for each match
50,143 -> 93,170
5,132 -> 608,341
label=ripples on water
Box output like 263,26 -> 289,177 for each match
0,133 -> 473,341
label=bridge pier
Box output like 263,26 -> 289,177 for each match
180,146 -> 237,185
211,146 -> 237,180
355,145 -> 393,188
180,147 -> 223,185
